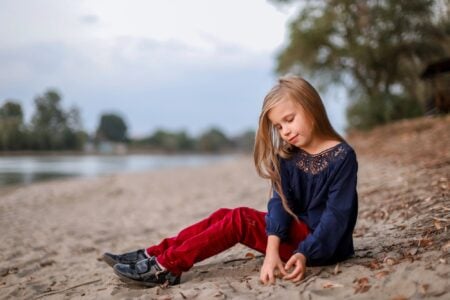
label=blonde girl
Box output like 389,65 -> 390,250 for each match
103,75 -> 358,287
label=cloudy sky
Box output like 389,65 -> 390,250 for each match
0,0 -> 347,138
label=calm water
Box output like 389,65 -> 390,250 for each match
0,154 -> 233,186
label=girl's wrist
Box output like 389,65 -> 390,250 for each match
266,235 -> 281,256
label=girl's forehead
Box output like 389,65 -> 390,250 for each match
268,97 -> 302,121
269,97 -> 300,113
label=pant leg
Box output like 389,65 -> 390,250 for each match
146,208 -> 232,257
156,207 -> 258,274
156,207 -> 310,275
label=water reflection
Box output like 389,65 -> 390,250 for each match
0,154 -> 232,186
0,172 -> 75,186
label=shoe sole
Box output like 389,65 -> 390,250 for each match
113,268 -> 161,287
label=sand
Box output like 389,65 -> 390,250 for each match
1,115 -> 449,299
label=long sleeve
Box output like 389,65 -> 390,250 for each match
265,159 -> 293,241
296,150 -> 358,264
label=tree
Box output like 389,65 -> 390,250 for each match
0,100 -> 25,150
96,113 -> 128,142
146,129 -> 195,152
231,129 -> 255,153
197,127 -> 231,153
30,89 -> 85,150
271,0 -> 449,129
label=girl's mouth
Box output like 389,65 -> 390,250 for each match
288,135 -> 298,143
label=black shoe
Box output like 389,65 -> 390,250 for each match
113,257 -> 181,287
102,249 -> 148,267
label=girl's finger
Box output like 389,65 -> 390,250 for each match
283,264 -> 301,280
277,263 -> 288,276
260,272 -> 268,284
284,257 -> 295,271
260,274 -> 265,284
292,270 -> 305,282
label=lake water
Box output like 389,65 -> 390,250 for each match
0,154 -> 233,187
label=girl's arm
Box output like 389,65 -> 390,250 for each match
260,235 -> 287,285
265,158 -> 293,241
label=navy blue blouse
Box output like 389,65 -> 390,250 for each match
265,142 -> 358,266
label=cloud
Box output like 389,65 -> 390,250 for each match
79,14 -> 99,25
0,35 -> 276,136
0,1 -> 346,136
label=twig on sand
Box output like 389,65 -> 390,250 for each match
223,255 -> 264,264
34,279 -> 101,299
297,268 -> 324,290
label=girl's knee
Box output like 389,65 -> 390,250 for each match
233,207 -> 261,219
219,207 -> 263,226
231,207 -> 263,226
211,208 -> 232,219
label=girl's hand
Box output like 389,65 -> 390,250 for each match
259,253 -> 287,285
283,253 -> 307,282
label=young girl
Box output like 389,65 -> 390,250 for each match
103,75 -> 358,287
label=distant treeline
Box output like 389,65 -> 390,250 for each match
0,89 -> 255,153
131,128 -> 255,153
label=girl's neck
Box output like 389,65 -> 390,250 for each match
300,136 -> 342,155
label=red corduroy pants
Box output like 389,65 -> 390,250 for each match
145,207 -> 310,275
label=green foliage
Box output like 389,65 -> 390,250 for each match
132,127 -> 254,153
347,92 -> 424,130
146,129 -> 195,152
29,89 -> 85,150
0,101 -> 26,150
198,127 -> 232,153
230,129 -> 256,153
96,113 -> 128,142
271,0 -> 449,129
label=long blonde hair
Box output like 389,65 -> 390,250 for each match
253,75 -> 344,219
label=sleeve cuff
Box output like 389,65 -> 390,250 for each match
265,214 -> 289,241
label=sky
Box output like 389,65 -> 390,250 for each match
0,0 -> 347,138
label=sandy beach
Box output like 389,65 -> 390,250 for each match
1,115 -> 449,299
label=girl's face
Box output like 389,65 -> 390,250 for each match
267,97 -> 315,150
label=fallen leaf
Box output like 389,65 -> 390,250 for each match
374,270 -> 390,279
323,281 -> 344,288
434,220 -> 442,230
214,291 -> 224,297
383,257 -> 398,266
368,260 -> 382,270
391,296 -> 408,300
418,238 -> 433,247
442,241 -> 450,252
334,263 -> 341,275
353,277 -> 371,294
406,247 -> 418,256
419,284 -> 429,295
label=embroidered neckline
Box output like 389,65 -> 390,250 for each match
297,142 -> 343,157
295,143 -> 347,175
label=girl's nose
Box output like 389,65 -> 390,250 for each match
281,126 -> 291,137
